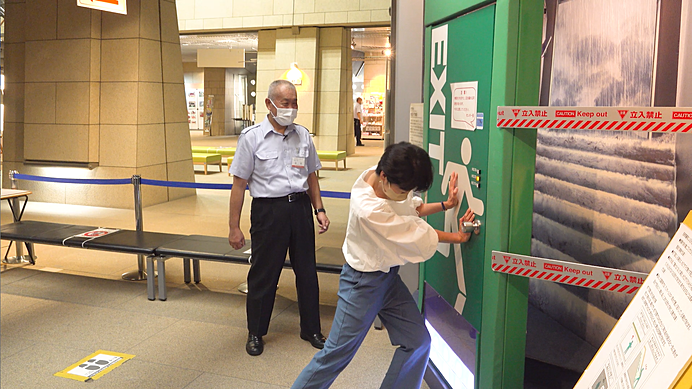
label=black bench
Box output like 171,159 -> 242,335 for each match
153,235 -> 344,300
1,221 -> 345,301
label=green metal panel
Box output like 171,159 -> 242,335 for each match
424,0 -> 494,26
421,1 -> 542,388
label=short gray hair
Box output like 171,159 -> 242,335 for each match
267,80 -> 296,100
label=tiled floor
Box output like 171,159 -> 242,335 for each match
2,138 -> 431,388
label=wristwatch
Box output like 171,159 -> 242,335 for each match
314,208 -> 326,216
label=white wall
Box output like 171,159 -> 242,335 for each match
176,0 -> 392,32
392,0 -> 424,144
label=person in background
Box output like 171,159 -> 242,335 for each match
292,142 -> 476,388
229,79 -> 330,356
353,97 -> 365,146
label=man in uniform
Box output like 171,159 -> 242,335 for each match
229,79 -> 330,356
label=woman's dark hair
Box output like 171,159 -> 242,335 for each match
376,142 -> 434,192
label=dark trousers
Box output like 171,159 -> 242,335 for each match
248,194 -> 321,336
354,119 -> 362,144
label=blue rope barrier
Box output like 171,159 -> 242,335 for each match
141,178 -> 233,190
13,173 -> 131,185
320,190 -> 351,199
14,173 -> 352,199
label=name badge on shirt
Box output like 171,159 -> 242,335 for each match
292,146 -> 307,168
292,157 -> 306,168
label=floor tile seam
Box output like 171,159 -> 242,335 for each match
114,317 -> 192,357
0,301 -> 50,323
0,269 -> 42,285
185,364 -> 296,389
0,289 -> 193,325
0,299 -> 189,338
0,335 -> 38,360
181,371 -> 290,389
179,370 -> 213,389
0,338 -> 105,361
126,352 -> 272,382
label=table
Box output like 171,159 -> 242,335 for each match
2,189 -> 36,264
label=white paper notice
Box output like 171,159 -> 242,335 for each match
450,81 -> 478,131
574,213 -> 692,389
409,103 -> 425,148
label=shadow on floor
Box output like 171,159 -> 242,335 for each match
524,358 -> 582,389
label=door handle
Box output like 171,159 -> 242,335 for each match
461,220 -> 482,234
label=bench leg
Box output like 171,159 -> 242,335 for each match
343,159 -> 346,170
146,256 -> 156,301
157,257 -> 167,301
204,164 -> 208,175
183,258 -> 191,284
219,160 -> 223,172
193,259 -> 201,284
335,161 -> 339,171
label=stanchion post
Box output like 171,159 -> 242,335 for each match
9,170 -> 25,260
122,175 -> 148,281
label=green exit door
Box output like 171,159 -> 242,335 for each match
421,1 -> 542,388
424,3 -> 495,332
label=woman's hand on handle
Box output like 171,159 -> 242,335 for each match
456,208 -> 475,243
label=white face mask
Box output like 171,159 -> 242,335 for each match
269,99 -> 298,127
381,179 -> 410,201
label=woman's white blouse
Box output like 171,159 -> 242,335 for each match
342,167 -> 439,273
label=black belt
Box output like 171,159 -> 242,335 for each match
256,191 -> 307,202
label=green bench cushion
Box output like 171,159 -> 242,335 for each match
191,146 -> 235,157
317,151 -> 346,160
192,153 -> 222,163
216,147 -> 235,156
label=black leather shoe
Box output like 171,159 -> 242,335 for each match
246,333 -> 264,356
300,332 -> 326,349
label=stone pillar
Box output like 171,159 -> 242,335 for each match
203,68 -> 226,136
256,28 -> 319,133
255,27 -> 353,153
315,27 -> 353,153
2,0 -> 195,208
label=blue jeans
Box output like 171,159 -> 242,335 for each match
292,264 -> 431,389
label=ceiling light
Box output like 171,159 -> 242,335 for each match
286,62 -> 303,85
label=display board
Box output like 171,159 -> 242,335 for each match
574,212 -> 692,389
186,89 -> 204,130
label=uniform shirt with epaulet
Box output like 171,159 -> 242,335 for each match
229,117 -> 321,198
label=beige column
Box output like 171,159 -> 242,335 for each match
2,0 -> 195,208
256,28 -> 319,133
203,68 -> 226,136
315,27 -> 353,153
255,27 -> 353,153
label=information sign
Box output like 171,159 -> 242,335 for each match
451,81 -> 478,131
574,212 -> 692,389
409,103 -> 425,148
